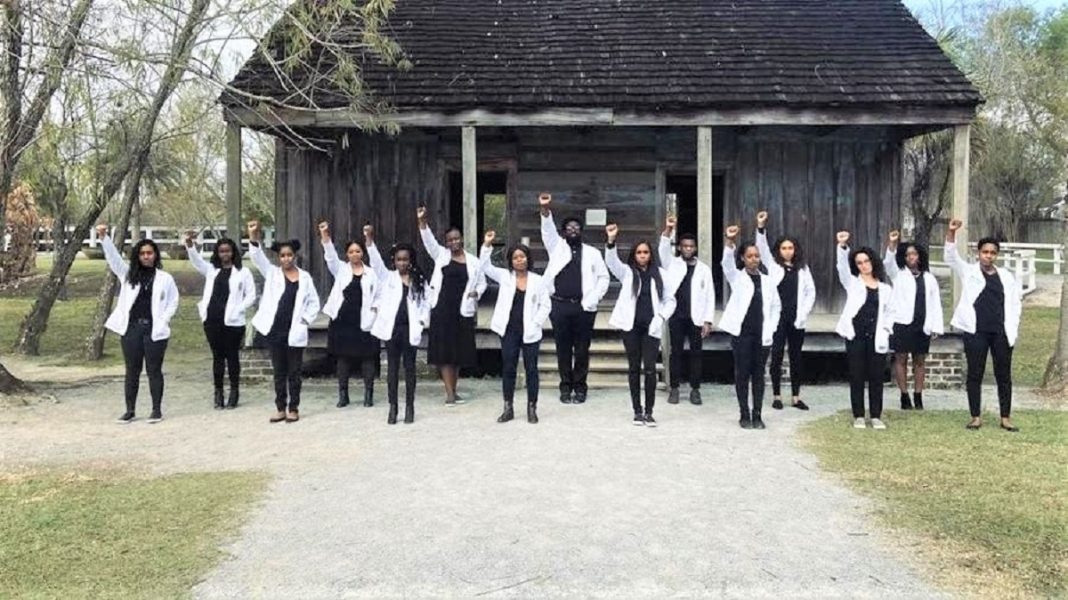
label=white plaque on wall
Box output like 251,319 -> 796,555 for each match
586,208 -> 608,227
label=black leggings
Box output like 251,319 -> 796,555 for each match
386,329 -> 417,405
338,356 -> 376,392
770,321 -> 805,397
269,342 -> 304,412
846,337 -> 884,419
121,319 -> 168,413
622,324 -> 659,415
668,314 -> 702,390
502,328 -> 540,405
731,334 -> 769,417
204,322 -> 244,390
963,331 -> 1013,418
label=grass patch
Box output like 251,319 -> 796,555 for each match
1014,307 -> 1059,388
0,469 -> 267,599
801,409 -> 1068,598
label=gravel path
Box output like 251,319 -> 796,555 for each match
0,368 -> 976,598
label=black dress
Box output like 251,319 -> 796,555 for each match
891,271 -> 931,354
328,273 -> 381,359
428,260 -> 477,367
266,278 -> 298,347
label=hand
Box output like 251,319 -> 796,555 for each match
948,219 -> 963,232
247,220 -> 262,240
538,193 -> 552,208
318,221 -> 330,241
836,231 -> 850,247
183,230 -> 196,248
701,323 -> 713,338
665,215 -> 677,231
483,230 -> 496,247
888,230 -> 900,245
605,223 -> 619,241
756,210 -> 768,228
362,223 -> 374,243
416,206 -> 428,222
95,224 -> 108,239
724,225 -> 739,240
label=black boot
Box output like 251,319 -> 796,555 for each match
527,402 -> 539,424
213,388 -> 225,410
913,392 -> 924,410
900,392 -> 913,410
226,385 -> 239,409
497,401 -> 514,423
403,400 -> 414,423
388,402 -> 398,424
337,387 -> 350,408
739,409 -> 752,429
363,386 -> 374,407
668,388 -> 680,404
751,411 -> 766,429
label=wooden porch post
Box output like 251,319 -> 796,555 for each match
952,124 -> 970,306
462,126 -> 478,255
697,127 -> 714,261
225,123 -> 243,241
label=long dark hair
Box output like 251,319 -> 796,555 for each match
126,239 -> 161,286
849,246 -> 888,282
626,240 -> 664,297
211,237 -> 242,269
895,241 -> 930,273
774,236 -> 806,269
506,243 -> 534,272
390,242 -> 427,301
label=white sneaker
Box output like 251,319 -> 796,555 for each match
853,417 -> 867,429
871,418 -> 887,430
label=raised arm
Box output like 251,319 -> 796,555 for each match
754,219 -> 784,282
363,224 -> 390,281
184,231 -> 212,277
658,216 -> 681,268
246,221 -> 273,275
416,206 -> 445,262
944,219 -> 969,280
97,225 -> 129,281
883,230 -> 900,279
478,231 -> 509,283
835,231 -> 853,292
538,193 -> 562,254
603,224 -> 629,282
319,221 -> 341,277
720,225 -> 741,287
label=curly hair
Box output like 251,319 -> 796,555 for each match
849,246 -> 888,282
894,241 -> 929,272
390,242 -> 427,301
126,239 -> 162,286
210,237 -> 242,269
505,243 -> 534,272
773,236 -> 806,269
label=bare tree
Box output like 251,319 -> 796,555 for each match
903,131 -> 953,247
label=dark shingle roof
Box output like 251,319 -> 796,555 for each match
224,0 -> 981,114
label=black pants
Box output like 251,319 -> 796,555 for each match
204,322 -> 244,390
269,342 -> 304,412
386,329 -> 417,405
623,324 -> 659,415
501,328 -> 540,405
731,334 -> 769,417
963,330 -> 1013,418
668,314 -> 702,390
338,356 -> 376,392
549,299 -> 596,395
770,321 -> 806,397
846,337 -> 884,419
121,319 -> 168,413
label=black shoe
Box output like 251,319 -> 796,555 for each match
791,400 -> 810,410
644,413 -> 657,427
388,403 -> 398,425
668,388 -> 680,404
560,391 -> 573,404
213,388 -> 225,410
633,412 -> 645,426
1000,423 -> 1020,433
497,401 -> 514,423
337,388 -> 351,408
527,402 -> 539,424
363,387 -> 374,408
772,399 -> 784,410
739,417 -> 753,429
148,411 -> 163,424
913,392 -> 924,410
226,387 -> 239,409
403,402 -> 414,424
116,412 -> 135,424
689,389 -> 702,405
900,392 -> 913,410
572,392 -> 587,405
752,416 -> 766,430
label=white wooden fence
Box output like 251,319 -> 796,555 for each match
931,242 -> 1061,296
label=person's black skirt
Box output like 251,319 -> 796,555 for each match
890,322 -> 931,355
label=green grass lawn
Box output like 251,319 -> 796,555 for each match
801,410 -> 1068,598
0,469 -> 267,599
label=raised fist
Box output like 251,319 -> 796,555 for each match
888,230 -> 900,244
416,206 -> 428,221
836,231 -> 851,246
247,220 -> 262,239
605,223 -> 619,239
948,219 -> 963,232
665,215 -> 677,230
483,230 -> 496,247
95,223 -> 108,239
538,193 -> 552,207
183,230 -> 196,248
724,225 -> 739,240
756,211 -> 768,228
318,221 -> 330,240
362,224 -> 374,242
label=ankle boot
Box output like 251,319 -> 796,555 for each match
900,392 -> 913,410
387,402 -> 398,424
363,386 -> 374,407
226,385 -> 239,409
337,387 -> 350,408
403,400 -> 414,423
913,392 -> 924,410
527,402 -> 538,424
213,388 -> 225,410
497,401 -> 514,423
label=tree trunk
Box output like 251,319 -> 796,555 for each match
1042,217 -> 1068,393
84,162 -> 145,361
0,359 -> 32,395
15,235 -> 81,354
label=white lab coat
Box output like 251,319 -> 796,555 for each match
248,243 -> 321,347
755,229 -> 817,329
539,212 -> 610,312
188,247 -> 256,326
101,235 -> 180,340
320,240 -> 379,331
657,235 -> 717,327
883,250 -> 944,337
367,241 -> 431,346
944,241 -> 1023,346
718,245 -> 782,346
604,245 -> 679,339
834,245 -> 893,353
478,246 -> 552,343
